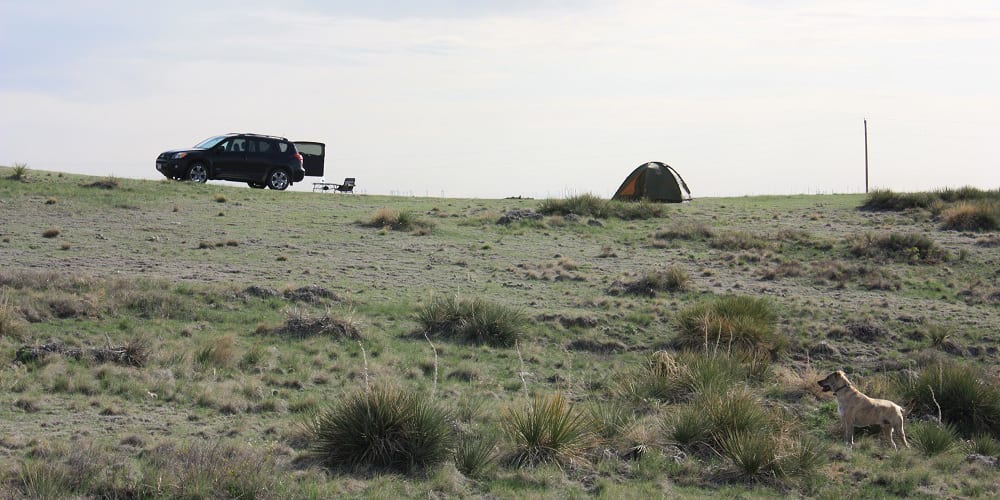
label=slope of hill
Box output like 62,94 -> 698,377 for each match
1,167 -> 997,498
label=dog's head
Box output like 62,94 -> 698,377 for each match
817,370 -> 850,393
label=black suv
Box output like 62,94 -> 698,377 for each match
156,133 -> 324,190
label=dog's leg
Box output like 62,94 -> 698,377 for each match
897,423 -> 909,448
884,425 -> 897,450
844,420 -> 854,448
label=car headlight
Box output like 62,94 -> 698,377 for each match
172,152 -> 188,159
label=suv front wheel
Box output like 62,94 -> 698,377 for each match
187,163 -> 208,183
267,168 -> 290,190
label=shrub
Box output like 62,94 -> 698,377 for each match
900,361 -> 1000,437
9,162 -> 28,181
674,295 -> 783,354
309,384 -> 455,473
940,201 -> 999,232
777,433 -> 829,479
416,296 -> 526,347
454,432 -> 499,479
909,422 -> 959,456
848,232 -> 948,263
502,393 -> 594,467
42,228 -> 61,238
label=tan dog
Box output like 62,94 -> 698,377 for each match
818,370 -> 909,450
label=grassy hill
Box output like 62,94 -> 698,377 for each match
1,166 -> 998,498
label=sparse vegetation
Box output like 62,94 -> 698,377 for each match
0,171 -> 998,497
940,201 -> 999,232
848,232 -> 948,263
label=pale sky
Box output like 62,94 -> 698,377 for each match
1,0 -> 998,198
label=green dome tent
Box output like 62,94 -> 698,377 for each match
612,162 -> 691,203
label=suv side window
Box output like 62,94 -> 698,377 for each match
256,139 -> 272,154
229,138 -> 247,152
277,141 -> 289,153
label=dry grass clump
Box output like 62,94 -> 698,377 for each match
0,293 -> 26,340
810,260 -> 901,290
653,222 -> 714,241
515,257 -> 586,281
940,201 -> 999,232
15,339 -> 150,367
609,266 -> 691,296
848,232 -> 948,263
264,308 -> 363,339
618,350 -> 770,404
710,230 -> 769,251
41,228 -> 61,238
860,189 -> 938,211
362,207 -> 433,232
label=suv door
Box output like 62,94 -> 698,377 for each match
246,138 -> 276,181
294,141 -> 325,177
213,137 -> 248,179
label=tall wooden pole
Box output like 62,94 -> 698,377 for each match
864,119 -> 869,193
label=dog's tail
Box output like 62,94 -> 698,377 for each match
902,398 -> 918,416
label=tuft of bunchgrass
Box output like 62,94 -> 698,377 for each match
309,384 -> 455,474
900,361 -> 1000,437
416,296 -> 526,347
0,293 -> 26,340
454,431 -> 499,479
860,189 -> 937,211
502,393 -> 594,468
9,162 -> 29,181
965,433 -> 1000,456
538,193 -> 664,220
588,401 -> 635,441
909,422 -> 959,456
674,295 -> 783,355
940,201 -> 999,232
615,266 -> 691,296
848,232 -> 948,263
363,207 -> 433,232
718,429 -> 780,480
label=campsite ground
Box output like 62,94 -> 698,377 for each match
1,167 -> 998,498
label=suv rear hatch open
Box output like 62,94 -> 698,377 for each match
294,141 -> 325,177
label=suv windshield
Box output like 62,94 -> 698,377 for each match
193,135 -> 228,149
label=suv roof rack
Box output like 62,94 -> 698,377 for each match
234,133 -> 289,141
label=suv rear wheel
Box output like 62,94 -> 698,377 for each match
187,163 -> 208,183
267,168 -> 290,190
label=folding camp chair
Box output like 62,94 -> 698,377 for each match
335,177 -> 355,193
